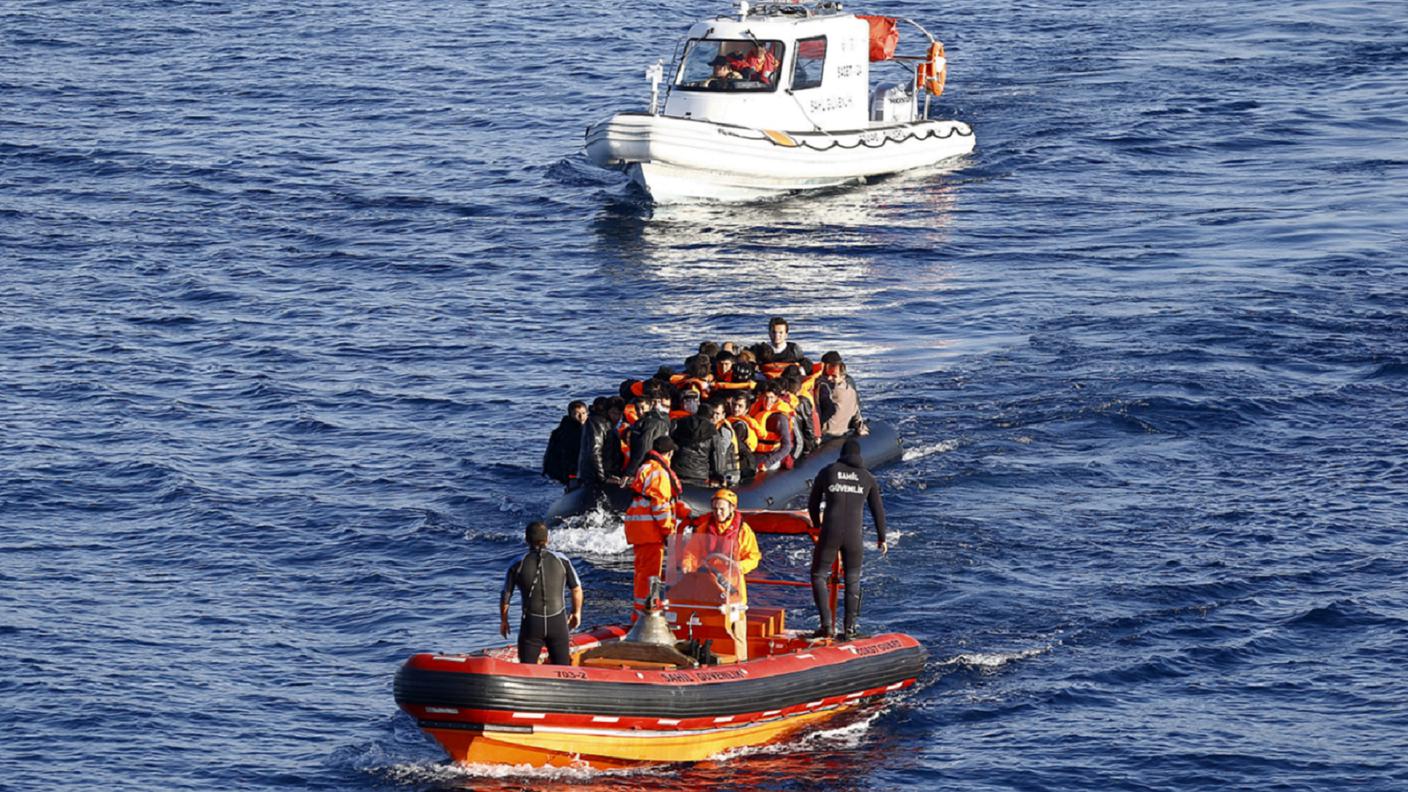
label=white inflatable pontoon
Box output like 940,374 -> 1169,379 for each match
585,1 -> 976,203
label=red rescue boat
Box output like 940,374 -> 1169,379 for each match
394,512 -> 922,768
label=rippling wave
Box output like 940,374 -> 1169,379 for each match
3,0 -> 1406,789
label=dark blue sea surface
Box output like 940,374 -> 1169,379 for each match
3,0 -> 1407,789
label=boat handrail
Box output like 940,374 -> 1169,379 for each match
737,509 -> 848,617
744,0 -> 846,18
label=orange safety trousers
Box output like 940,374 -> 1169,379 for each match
632,542 -> 665,608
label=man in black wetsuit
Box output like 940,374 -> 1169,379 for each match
500,521 -> 583,665
807,439 -> 887,641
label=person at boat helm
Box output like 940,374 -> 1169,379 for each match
680,488 -> 761,605
706,55 -> 743,88
542,400 -> 587,490
807,438 -> 888,641
624,436 -> 692,616
500,521 -> 583,665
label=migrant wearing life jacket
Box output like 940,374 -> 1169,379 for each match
675,376 -> 712,400
759,361 -> 792,380
800,366 -> 825,443
624,451 -> 688,546
711,379 -> 756,393
726,413 -> 763,452
751,397 -> 795,457
618,403 -> 641,463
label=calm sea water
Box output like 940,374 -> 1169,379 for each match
4,0 -> 1407,789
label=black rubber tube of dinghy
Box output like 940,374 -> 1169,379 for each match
546,420 -> 902,522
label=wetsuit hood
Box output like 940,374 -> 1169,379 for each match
840,438 -> 864,468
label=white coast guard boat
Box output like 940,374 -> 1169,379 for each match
585,1 -> 975,203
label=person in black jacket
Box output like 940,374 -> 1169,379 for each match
671,401 -> 726,486
577,397 -> 626,498
625,382 -> 672,477
542,401 -> 587,489
752,316 -> 803,364
807,439 -> 887,640
500,521 -> 583,665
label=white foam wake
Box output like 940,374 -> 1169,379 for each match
901,438 -> 959,462
550,506 -> 631,559
937,645 -> 1049,671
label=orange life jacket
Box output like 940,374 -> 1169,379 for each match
751,400 -> 793,454
726,414 -> 762,452
676,376 -> 712,400
760,362 -> 791,379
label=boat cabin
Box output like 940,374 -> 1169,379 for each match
664,3 -> 916,130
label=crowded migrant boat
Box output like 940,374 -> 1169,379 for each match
543,315 -> 902,520
392,317 -> 915,768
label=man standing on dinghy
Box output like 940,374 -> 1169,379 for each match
808,439 -> 888,641
500,521 -> 583,665
755,316 -> 803,365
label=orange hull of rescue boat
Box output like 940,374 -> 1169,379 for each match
395,625 -> 925,768
423,705 -> 846,769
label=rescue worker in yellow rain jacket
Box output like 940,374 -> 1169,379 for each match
624,436 -> 691,614
680,488 -> 761,604
678,488 -> 761,659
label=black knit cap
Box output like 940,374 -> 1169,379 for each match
653,436 -> 677,454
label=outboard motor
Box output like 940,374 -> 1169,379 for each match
870,81 -> 916,123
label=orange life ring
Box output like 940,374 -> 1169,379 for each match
915,41 -> 947,97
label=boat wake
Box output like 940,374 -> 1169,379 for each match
368,757 -> 647,787
549,505 -> 631,562
901,438 -> 959,462
935,645 -> 1050,672
711,709 -> 887,762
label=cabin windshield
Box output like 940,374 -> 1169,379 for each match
676,39 -> 784,92
663,529 -> 745,608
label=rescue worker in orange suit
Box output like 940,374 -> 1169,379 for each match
624,436 -> 691,615
679,488 -> 761,659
